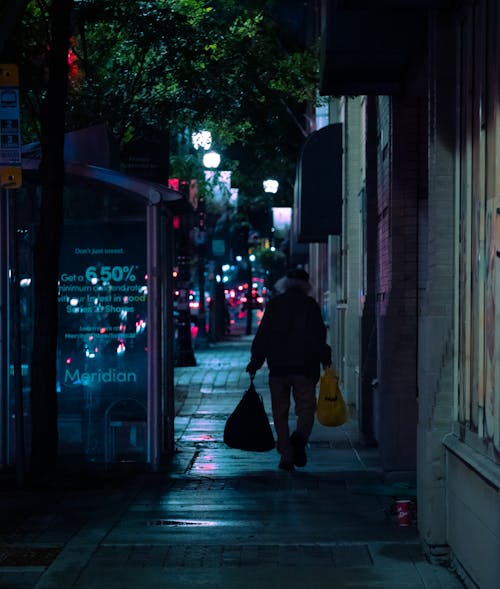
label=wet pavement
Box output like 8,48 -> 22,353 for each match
0,325 -> 465,588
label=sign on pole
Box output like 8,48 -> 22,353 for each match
0,64 -> 22,188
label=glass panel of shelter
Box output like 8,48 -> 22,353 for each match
8,176 -> 151,465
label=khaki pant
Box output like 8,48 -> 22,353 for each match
269,374 -> 317,462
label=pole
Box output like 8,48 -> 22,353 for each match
9,188 -> 25,487
146,204 -> 161,468
194,198 -> 209,348
0,187 -> 8,470
0,64 -> 23,482
245,255 -> 253,336
195,246 -> 209,347
174,255 -> 196,367
163,209 -> 176,458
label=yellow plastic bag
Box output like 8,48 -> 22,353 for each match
317,367 -> 348,426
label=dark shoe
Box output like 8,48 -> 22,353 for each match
290,432 -> 307,467
278,460 -> 294,471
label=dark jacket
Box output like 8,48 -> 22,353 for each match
249,285 -> 331,383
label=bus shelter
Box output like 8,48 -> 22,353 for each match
0,160 -> 183,471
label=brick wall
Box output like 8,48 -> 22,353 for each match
374,95 -> 420,471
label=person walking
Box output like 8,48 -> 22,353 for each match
246,267 -> 332,471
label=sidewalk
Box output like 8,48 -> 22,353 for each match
0,330 -> 465,589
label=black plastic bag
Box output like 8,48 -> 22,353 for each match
224,379 -> 275,452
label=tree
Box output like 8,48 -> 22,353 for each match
19,0 -> 318,204
3,0 -> 74,477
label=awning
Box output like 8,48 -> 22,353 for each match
22,158 -> 187,208
293,123 -> 342,243
319,3 -> 427,96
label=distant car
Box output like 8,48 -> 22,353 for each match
240,288 -> 265,311
188,290 -> 211,317
188,290 -> 200,316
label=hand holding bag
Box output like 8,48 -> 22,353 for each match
224,377 -> 275,452
317,367 -> 348,427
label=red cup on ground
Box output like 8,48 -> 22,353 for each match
396,499 -> 412,526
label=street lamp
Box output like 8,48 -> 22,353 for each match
191,130 -> 212,151
203,151 -> 221,169
263,178 -> 279,194
194,145 -> 222,348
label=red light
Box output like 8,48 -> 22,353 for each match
173,215 -> 180,229
65,357 -> 72,364
66,38 -> 83,86
168,178 -> 180,191
67,49 -> 77,70
99,327 -> 106,334
67,50 -> 79,81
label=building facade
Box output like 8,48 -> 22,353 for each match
311,2 -> 500,588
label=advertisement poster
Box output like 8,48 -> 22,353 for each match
57,223 -> 148,461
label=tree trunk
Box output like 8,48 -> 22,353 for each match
30,0 -> 72,477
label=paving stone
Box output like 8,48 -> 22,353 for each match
0,329 -> 465,589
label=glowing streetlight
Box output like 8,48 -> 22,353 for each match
191,130 -> 212,150
263,178 -> 279,194
203,151 -> 221,169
